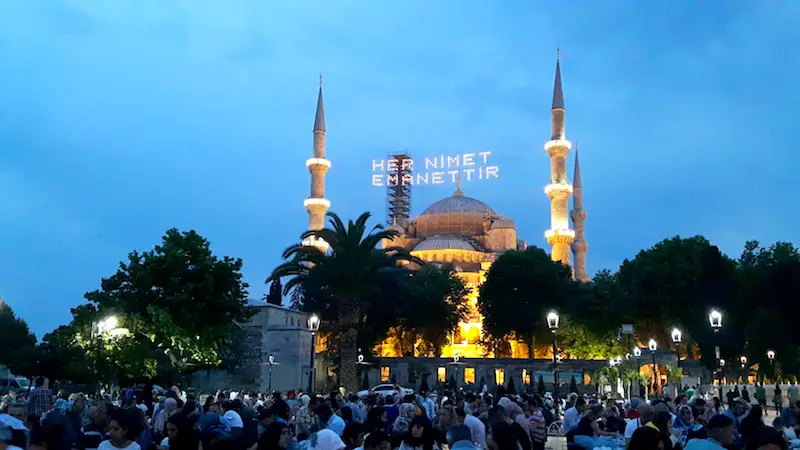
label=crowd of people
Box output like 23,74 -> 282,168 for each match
2,378 -> 800,450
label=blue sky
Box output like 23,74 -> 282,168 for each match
1,1 -> 798,336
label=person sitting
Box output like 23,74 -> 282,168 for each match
685,414 -> 736,450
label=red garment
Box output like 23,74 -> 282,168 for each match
627,410 -> 640,420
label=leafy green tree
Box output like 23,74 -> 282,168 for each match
269,212 -> 418,392
395,265 -> 470,357
266,279 -> 283,306
537,375 -> 546,396
617,236 -> 739,369
0,301 -> 37,378
557,322 -> 624,360
84,228 -> 254,375
479,247 -> 575,357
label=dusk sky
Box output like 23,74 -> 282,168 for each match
1,1 -> 798,337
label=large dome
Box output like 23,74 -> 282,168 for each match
420,191 -> 497,217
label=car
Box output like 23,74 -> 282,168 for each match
0,376 -> 30,395
357,384 -> 414,399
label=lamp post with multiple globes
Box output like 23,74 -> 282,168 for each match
546,311 -> 560,398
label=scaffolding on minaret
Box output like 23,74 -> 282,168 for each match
386,153 -> 412,226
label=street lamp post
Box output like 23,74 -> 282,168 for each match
547,311 -> 560,399
648,339 -> 658,395
671,328 -> 682,362
307,314 -> 320,394
633,347 -> 643,399
92,316 -> 120,395
767,350 -> 776,382
709,310 -> 723,386
267,354 -> 277,393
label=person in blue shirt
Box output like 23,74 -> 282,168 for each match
315,404 -> 345,437
684,414 -> 735,450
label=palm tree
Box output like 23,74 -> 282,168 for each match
267,211 -> 418,392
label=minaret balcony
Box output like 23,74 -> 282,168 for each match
570,209 -> 587,221
544,139 -> 572,154
302,236 -> 330,252
545,228 -> 575,245
544,183 -> 573,200
571,241 -> 588,253
306,158 -> 331,169
304,198 -> 331,208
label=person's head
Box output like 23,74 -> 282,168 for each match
678,405 -> 694,425
574,397 -> 587,413
438,405 -> 455,428
628,426 -> 664,450
343,423 -> 365,449
107,412 -> 133,444
364,430 -> 390,450
584,404 -> 604,420
262,422 -> 290,450
637,403 -> 655,424
732,399 -> 749,416
653,411 -> 673,435
747,425 -> 787,450
315,403 -> 333,424
707,414 -> 736,447
409,415 -> 432,440
166,414 -> 192,441
446,424 -> 472,446
455,406 -> 467,424
486,421 -> 516,450
35,378 -> 44,388
367,405 -> 387,425
604,405 -> 619,418
750,404 -> 764,421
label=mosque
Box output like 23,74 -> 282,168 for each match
300,55 -> 589,360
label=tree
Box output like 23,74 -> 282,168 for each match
569,376 -> 578,393
537,375 -> 546,396
479,247 -> 575,357
506,376 -> 517,395
617,236 -> 739,370
268,212 -> 419,392
266,279 -> 283,306
84,228 -> 254,375
419,373 -> 430,394
0,301 -> 37,377
394,265 -> 470,356
361,371 -> 370,390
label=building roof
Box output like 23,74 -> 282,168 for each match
420,193 -> 497,217
413,235 -> 476,252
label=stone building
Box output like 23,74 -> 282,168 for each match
188,303 -> 322,393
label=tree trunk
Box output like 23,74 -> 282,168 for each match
339,295 -> 360,393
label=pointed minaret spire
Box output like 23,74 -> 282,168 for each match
544,47 -> 573,267
552,48 -> 565,111
313,74 -> 326,132
570,142 -> 588,282
304,75 -> 331,251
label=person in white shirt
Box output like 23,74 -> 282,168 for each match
624,403 -> 654,442
98,412 -> 142,450
455,406 -> 486,446
562,398 -> 586,434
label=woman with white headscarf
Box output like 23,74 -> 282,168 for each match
300,429 -> 345,450
154,398 -> 178,438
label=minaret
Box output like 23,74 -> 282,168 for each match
570,145 -> 589,282
544,50 -> 575,266
303,75 -> 331,251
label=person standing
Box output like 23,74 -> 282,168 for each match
28,378 -> 54,418
755,383 -> 767,408
773,385 -> 783,413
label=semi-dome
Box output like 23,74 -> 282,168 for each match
420,189 -> 497,217
413,235 -> 476,252
490,218 -> 516,229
